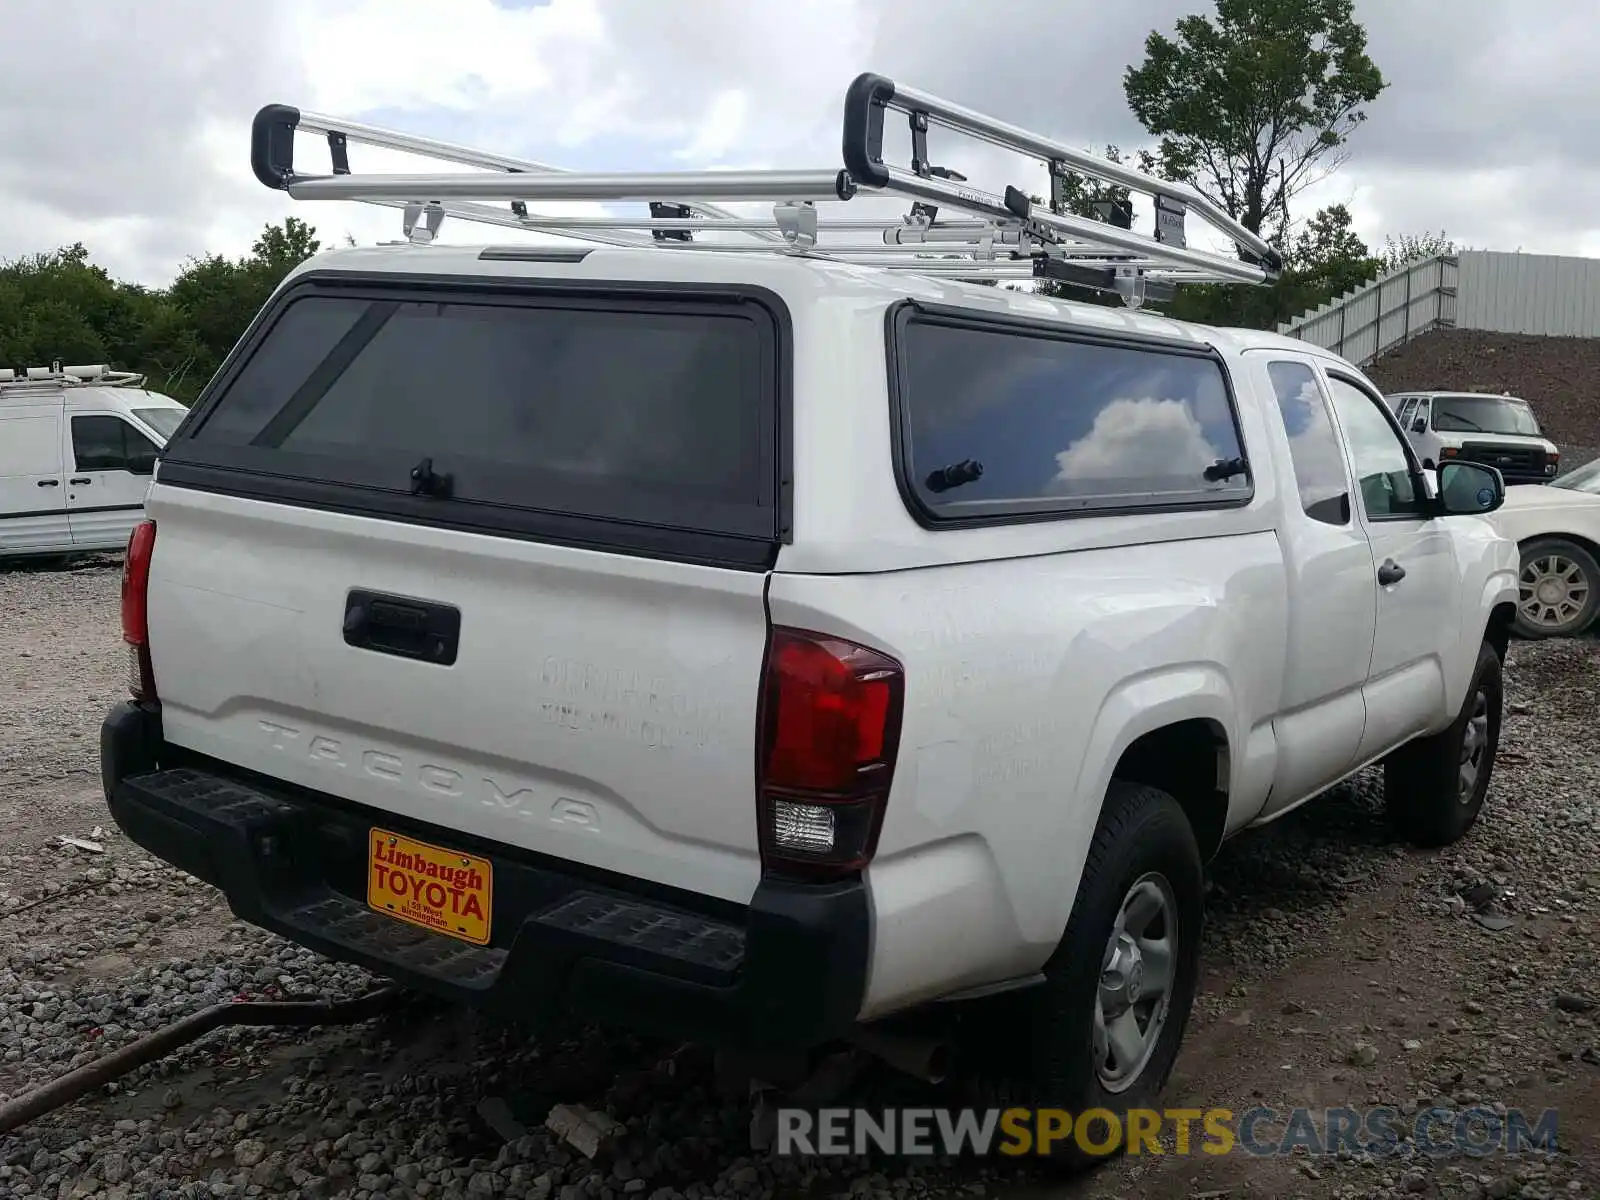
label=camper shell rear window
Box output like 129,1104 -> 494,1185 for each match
159,274 -> 791,569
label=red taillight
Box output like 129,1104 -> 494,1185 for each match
756,627 -> 904,878
121,520 -> 157,701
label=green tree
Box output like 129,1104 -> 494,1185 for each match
1123,0 -> 1387,235
1379,230 -> 1456,272
1156,202 -> 1380,328
164,217 -> 325,401
1291,203 -> 1381,294
251,216 -> 322,275
0,216 -> 324,405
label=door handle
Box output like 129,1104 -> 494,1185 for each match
1377,559 -> 1406,585
342,589 -> 461,666
69,477 -> 91,485
36,479 -> 59,487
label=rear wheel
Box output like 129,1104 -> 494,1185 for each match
1384,639 -> 1502,847
957,781 -> 1204,1170
1514,537 -> 1600,639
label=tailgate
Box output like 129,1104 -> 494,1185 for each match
143,273 -> 788,904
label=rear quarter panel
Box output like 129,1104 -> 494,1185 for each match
768,533 -> 1288,1017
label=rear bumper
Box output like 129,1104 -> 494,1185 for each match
100,701 -> 869,1051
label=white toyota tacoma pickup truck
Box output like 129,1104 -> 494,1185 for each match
99,77 -> 1520,1159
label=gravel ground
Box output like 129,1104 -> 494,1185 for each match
0,558 -> 1596,1200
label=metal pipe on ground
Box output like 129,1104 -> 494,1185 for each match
843,1025 -> 953,1085
0,988 -> 402,1137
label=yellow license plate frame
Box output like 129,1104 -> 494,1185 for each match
367,828 -> 493,946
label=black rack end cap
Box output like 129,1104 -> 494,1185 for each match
1003,186 -> 1031,220
1259,245 -> 1286,277
841,73 -> 896,190
252,103 -> 303,191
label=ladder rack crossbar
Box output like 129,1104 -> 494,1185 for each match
281,169 -> 852,206
841,74 -> 1280,272
247,71 -> 1285,305
290,107 -> 783,246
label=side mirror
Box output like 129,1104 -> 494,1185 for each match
1410,418 -> 1426,434
1436,460 -> 1504,515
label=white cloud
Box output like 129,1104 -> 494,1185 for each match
0,0 -> 1594,285
673,91 -> 749,163
1278,375 -> 1352,514
1052,397 -> 1223,489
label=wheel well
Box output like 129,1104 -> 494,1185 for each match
1111,719 -> 1230,861
1519,529 -> 1600,565
1486,600 -> 1515,660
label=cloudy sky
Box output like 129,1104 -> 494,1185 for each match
2,0 -> 1592,287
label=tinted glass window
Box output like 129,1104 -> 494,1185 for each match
1430,394 -> 1542,436
133,407 -> 185,439
1267,361 -> 1350,526
898,319 -> 1249,515
188,293 -> 775,527
72,415 -> 156,471
1324,376 -> 1424,519
71,415 -> 125,470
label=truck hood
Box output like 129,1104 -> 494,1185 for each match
1435,432 -> 1557,453
1496,482 -> 1600,511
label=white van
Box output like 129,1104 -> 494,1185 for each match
1389,390 -> 1560,485
0,364 -> 188,560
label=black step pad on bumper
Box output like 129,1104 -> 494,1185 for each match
99,706 -> 869,1052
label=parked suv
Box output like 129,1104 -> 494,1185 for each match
1390,390 -> 1560,483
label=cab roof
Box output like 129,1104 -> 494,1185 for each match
281,242 -> 1356,368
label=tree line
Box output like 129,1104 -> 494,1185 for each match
1,0 -> 1454,402
0,217 -> 324,406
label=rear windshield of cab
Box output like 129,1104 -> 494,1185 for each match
162,278 -> 788,567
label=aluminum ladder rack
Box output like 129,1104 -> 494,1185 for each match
248,72 -> 1283,309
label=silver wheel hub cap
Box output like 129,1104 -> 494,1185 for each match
1094,873 -> 1178,1093
1519,553 -> 1589,629
1459,688 -> 1490,804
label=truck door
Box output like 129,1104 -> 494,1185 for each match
1248,354 -> 1375,815
0,405 -> 71,555
1318,368 -> 1460,761
66,412 -> 158,549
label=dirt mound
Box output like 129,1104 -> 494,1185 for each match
1365,328 -> 1600,447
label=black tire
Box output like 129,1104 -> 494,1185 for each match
956,781 -> 1204,1171
1513,537 -> 1600,639
1384,639 -> 1502,847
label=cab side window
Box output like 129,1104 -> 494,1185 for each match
1267,360 -> 1351,526
72,415 -> 159,473
1323,376 -> 1426,520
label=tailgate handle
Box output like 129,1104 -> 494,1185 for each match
343,590 -> 461,666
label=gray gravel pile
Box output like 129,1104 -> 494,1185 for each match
1,561 -> 1596,1199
